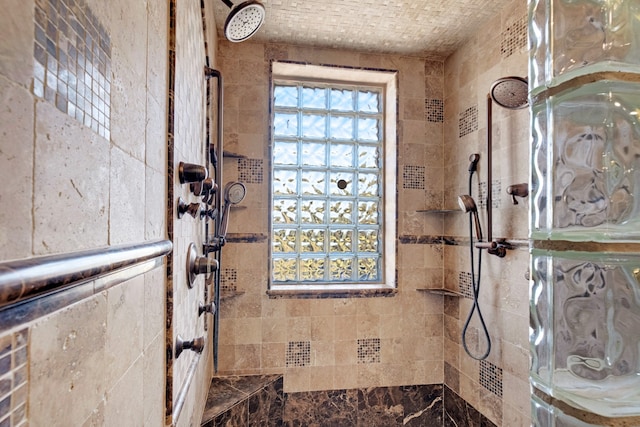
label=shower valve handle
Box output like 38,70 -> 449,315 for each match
177,197 -> 201,219
175,335 -> 205,358
178,162 -> 208,184
199,302 -> 216,316
506,183 -> 529,205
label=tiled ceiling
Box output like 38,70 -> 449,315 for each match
210,0 -> 515,57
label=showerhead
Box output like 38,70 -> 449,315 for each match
218,181 -> 247,240
490,76 -> 528,109
222,0 -> 266,43
458,194 -> 477,213
458,195 -> 483,241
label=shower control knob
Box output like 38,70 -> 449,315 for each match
199,302 -> 216,316
200,208 -> 217,221
175,335 -> 205,358
190,177 -> 216,197
186,243 -> 219,288
177,197 -> 201,219
178,162 -> 208,184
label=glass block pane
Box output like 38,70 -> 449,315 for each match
274,85 -> 298,107
358,90 -> 380,113
358,202 -> 379,224
300,257 -> 325,281
301,170 -> 326,195
300,229 -> 325,252
330,89 -> 354,111
274,112 -> 298,136
358,230 -> 378,252
272,229 -> 297,253
330,116 -> 354,140
301,142 -> 326,166
329,201 -> 353,224
273,199 -> 297,224
358,173 -> 379,197
530,249 -> 640,417
302,87 -> 326,109
300,199 -> 326,224
530,81 -> 640,242
273,257 -> 297,282
273,169 -> 297,195
330,144 -> 354,167
358,145 -> 378,168
274,141 -> 298,165
329,229 -> 352,252
330,172 -> 354,196
357,257 -> 378,281
330,257 -> 353,280
358,118 -> 380,141
302,114 -> 327,138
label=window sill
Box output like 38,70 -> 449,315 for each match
267,286 -> 397,299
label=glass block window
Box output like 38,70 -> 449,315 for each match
270,62 -> 397,291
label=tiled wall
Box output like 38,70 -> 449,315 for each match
0,0 -> 168,424
216,42 -> 447,391
442,0 -> 531,425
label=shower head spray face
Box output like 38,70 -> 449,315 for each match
490,76 -> 529,109
223,0 -> 266,42
224,181 -> 247,204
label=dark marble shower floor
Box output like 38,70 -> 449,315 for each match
201,377 -> 496,427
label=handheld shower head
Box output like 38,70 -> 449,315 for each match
218,181 -> 247,240
222,0 -> 266,42
458,195 -> 483,241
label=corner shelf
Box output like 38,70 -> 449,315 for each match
416,288 -> 463,297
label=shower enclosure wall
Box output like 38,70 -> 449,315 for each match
529,0 -> 640,424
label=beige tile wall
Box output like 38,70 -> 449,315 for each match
216,41 -> 448,392
0,0 -> 169,424
443,0 -> 531,425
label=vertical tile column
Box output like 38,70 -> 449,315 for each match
528,0 -> 640,423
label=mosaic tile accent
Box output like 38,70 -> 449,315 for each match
221,268 -> 238,293
286,341 -> 310,367
501,15 -> 527,58
479,360 -> 503,398
491,179 -> 502,209
238,158 -> 263,184
33,0 -> 111,139
357,338 -> 381,364
458,271 -> 473,299
458,106 -> 478,138
402,165 -> 425,190
477,181 -> 487,210
0,329 -> 29,427
425,99 -> 444,123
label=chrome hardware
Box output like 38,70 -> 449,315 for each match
199,302 -> 216,316
178,162 -> 208,184
186,243 -> 219,288
177,197 -> 201,219
175,335 -> 205,358
506,183 -> 529,205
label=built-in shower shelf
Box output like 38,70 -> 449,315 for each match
416,288 -> 463,297
416,209 -> 460,214
223,150 -> 247,158
220,290 -> 245,300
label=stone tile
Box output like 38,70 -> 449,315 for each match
109,145 -> 146,244
0,77 -> 34,261
0,0 -> 33,87
143,333 -> 166,427
104,355 -> 144,425
284,389 -> 358,426
357,386 -> 404,427
29,294 -> 108,425
402,384 -> 444,427
33,101 -> 109,254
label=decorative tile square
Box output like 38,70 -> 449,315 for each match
501,15 -> 527,58
402,165 -> 425,190
425,99 -> 444,123
458,106 -> 478,138
238,158 -> 263,184
286,341 -> 310,367
357,338 -> 381,364
479,360 -> 503,397
221,268 -> 238,293
477,181 -> 487,210
32,0 -> 111,139
458,271 -> 473,299
491,179 -> 501,209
